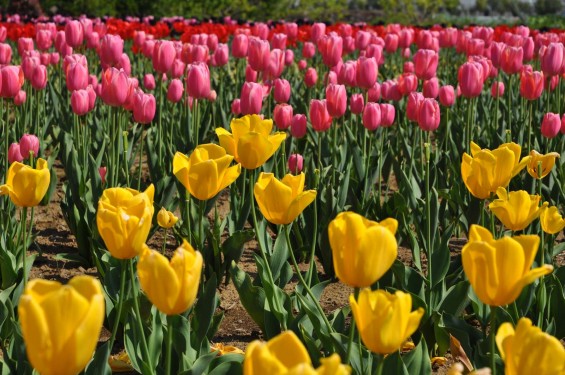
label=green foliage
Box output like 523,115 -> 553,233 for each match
535,0 -> 563,15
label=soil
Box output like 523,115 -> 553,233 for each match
23,162 -> 563,374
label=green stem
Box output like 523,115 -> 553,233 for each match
249,171 -> 287,330
526,101 -> 533,153
285,225 -> 334,334
165,315 -> 174,375
490,306 -> 497,375
424,136 -> 432,310
128,259 -> 153,373
21,207 -> 28,287
138,125 -> 144,191
199,200 -> 206,250
108,260 -> 127,351
374,354 -> 385,375
306,170 -> 320,287
345,287 -> 360,364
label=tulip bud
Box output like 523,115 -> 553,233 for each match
417,98 -> 441,131
438,85 -> 455,107
302,42 -> 316,59
291,114 -> 307,138
540,42 -> 564,77
232,34 -> 249,58
541,112 -> 561,139
157,207 -> 179,229
413,49 -> 438,80
362,102 -> 381,131
423,77 -> 439,98
133,91 -> 156,124
491,81 -> 505,98
406,92 -> 424,122
166,79 -> 184,103
71,89 -> 90,116
240,82 -> 263,115
19,134 -> 40,159
8,143 -> 23,164
356,56 -> 378,89
186,62 -> 211,100
349,93 -> 364,115
458,62 -> 484,98
99,166 -> 107,184
14,89 -> 26,105
248,38 -> 270,72
0,43 -> 12,64
273,78 -> 290,103
245,65 -> 258,82
231,98 -> 241,115
325,84 -> 347,118
288,154 -> 304,174
30,64 -> 47,90
65,20 -> 84,48
304,67 -> 318,88
143,73 -> 156,90
309,99 -> 332,132
379,103 -> 395,127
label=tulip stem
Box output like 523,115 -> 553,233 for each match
249,172 -> 287,330
21,207 -> 28,287
137,125 -> 144,191
108,259 -> 127,353
537,162 -> 546,330
165,315 -> 174,375
285,225 -> 334,334
374,354 -> 384,375
345,287 -> 360,365
128,259 -> 153,374
490,306 -> 497,375
306,170 -> 320,288
526,101 -> 533,154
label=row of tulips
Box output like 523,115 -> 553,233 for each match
0,14 -> 564,375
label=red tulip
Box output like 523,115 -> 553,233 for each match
273,103 -> 293,130
362,102 -> 381,131
290,114 -> 307,138
349,93 -> 364,115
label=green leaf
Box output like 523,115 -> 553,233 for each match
402,338 -> 431,375
193,274 -> 218,348
229,262 -> 266,331
84,342 -> 112,375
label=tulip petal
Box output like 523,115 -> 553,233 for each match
285,190 -> 317,224
238,132 -> 273,169
266,331 -> 311,369
495,322 -> 515,361
138,247 -> 181,315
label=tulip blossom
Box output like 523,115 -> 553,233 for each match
462,225 -> 552,306
461,142 -> 530,200
7,143 -> 23,164
216,115 -> 286,170
539,205 -> 565,235
96,185 -> 155,259
488,187 -> 543,231
527,150 -> 560,179
137,241 -> 202,315
309,99 -> 332,132
0,158 -> 50,207
173,144 -> 241,201
288,154 -> 303,174
254,172 -> 316,225
350,289 -> 424,355
19,134 -> 39,159
328,212 -> 398,288
18,276 -> 105,375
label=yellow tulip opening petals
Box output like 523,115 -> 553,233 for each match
0,158 -> 50,207
527,150 -> 560,179
488,187 -> 544,231
18,275 -> 105,375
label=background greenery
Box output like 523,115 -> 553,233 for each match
0,0 -> 564,27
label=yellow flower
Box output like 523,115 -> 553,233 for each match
539,205 -> 565,235
0,158 -> 50,207
244,331 -> 311,375
137,240 -> 202,315
527,150 -> 560,179
96,185 -> 155,259
253,172 -> 316,225
461,142 -> 530,199
18,276 -> 105,375
496,317 -> 565,375
173,144 -> 241,201
328,212 -> 398,288
315,354 -> 351,375
462,225 -> 553,306
349,289 -> 424,355
488,187 -> 544,231
216,114 -> 287,170
157,207 -> 178,229
210,343 -> 244,356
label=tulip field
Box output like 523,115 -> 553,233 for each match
1,14 -> 565,375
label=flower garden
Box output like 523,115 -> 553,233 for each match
0,14 -> 564,375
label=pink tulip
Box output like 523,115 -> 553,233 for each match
491,81 -> 505,98
417,98 -> 441,131
213,44 -> 229,66
338,61 -> 357,87
245,65 -> 258,82
66,62 -> 89,91
14,90 -> 26,106
355,31 -> 371,51
207,34 -> 219,52
309,99 -> 332,132
19,134 -> 39,159
99,34 -> 124,66
540,42 -> 564,76
143,74 -> 156,90
438,85 -> 455,107
142,40 -> 156,59
368,82 -> 381,102
500,45 -> 523,75
318,34 -> 343,68
271,33 -> 287,50
30,64 -> 47,90
231,98 -> 241,115
8,143 -> 23,164
291,114 -> 307,138
384,33 -> 399,53
266,49 -> 285,79
133,91 -> 156,124
273,78 -> 290,103
50,52 -> 60,65
152,40 -> 176,74
311,23 -> 326,43
423,77 -> 439,98
17,38 -> 34,57
170,59 -> 185,78
240,82 -> 263,115
86,85 -> 97,111
288,154 -> 303,174
167,79 -> 184,103
0,66 -> 24,98
36,30 -> 53,51
302,42 -> 316,59
232,34 -> 249,58
356,56 -> 378,89
326,84 -> 347,118
100,68 -> 130,107
99,167 -> 107,184
71,89 -> 90,115
0,26 -> 6,43
186,62 -> 211,100
350,93 -> 364,115
398,73 -> 418,96
0,43 -> 12,64
298,59 -> 308,70
413,49 -> 438,81
273,103 -> 293,130
248,38 -> 270,72
133,31 -> 146,48
284,49 -> 294,66
379,103 -> 395,127
305,67 -> 318,88
458,62 -> 484,98
406,92 -> 424,122
65,20 -> 84,48
362,102 -> 381,131
541,112 -> 561,138
403,61 -> 415,73
519,70 -> 544,100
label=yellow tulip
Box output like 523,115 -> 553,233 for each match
157,207 -> 178,229
137,240 -> 202,315
349,289 -> 425,355
244,331 -> 311,375
315,354 -> 351,375
173,144 -> 241,201
539,205 -> 565,235
210,343 -> 244,356
328,211 -> 398,288
253,172 -> 316,225
0,158 -> 50,207
96,184 -> 155,259
488,187 -> 543,231
18,275 -> 105,375
496,317 -> 565,375
462,225 -> 553,306
527,150 -> 560,179
461,142 -> 530,199
216,114 -> 287,170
